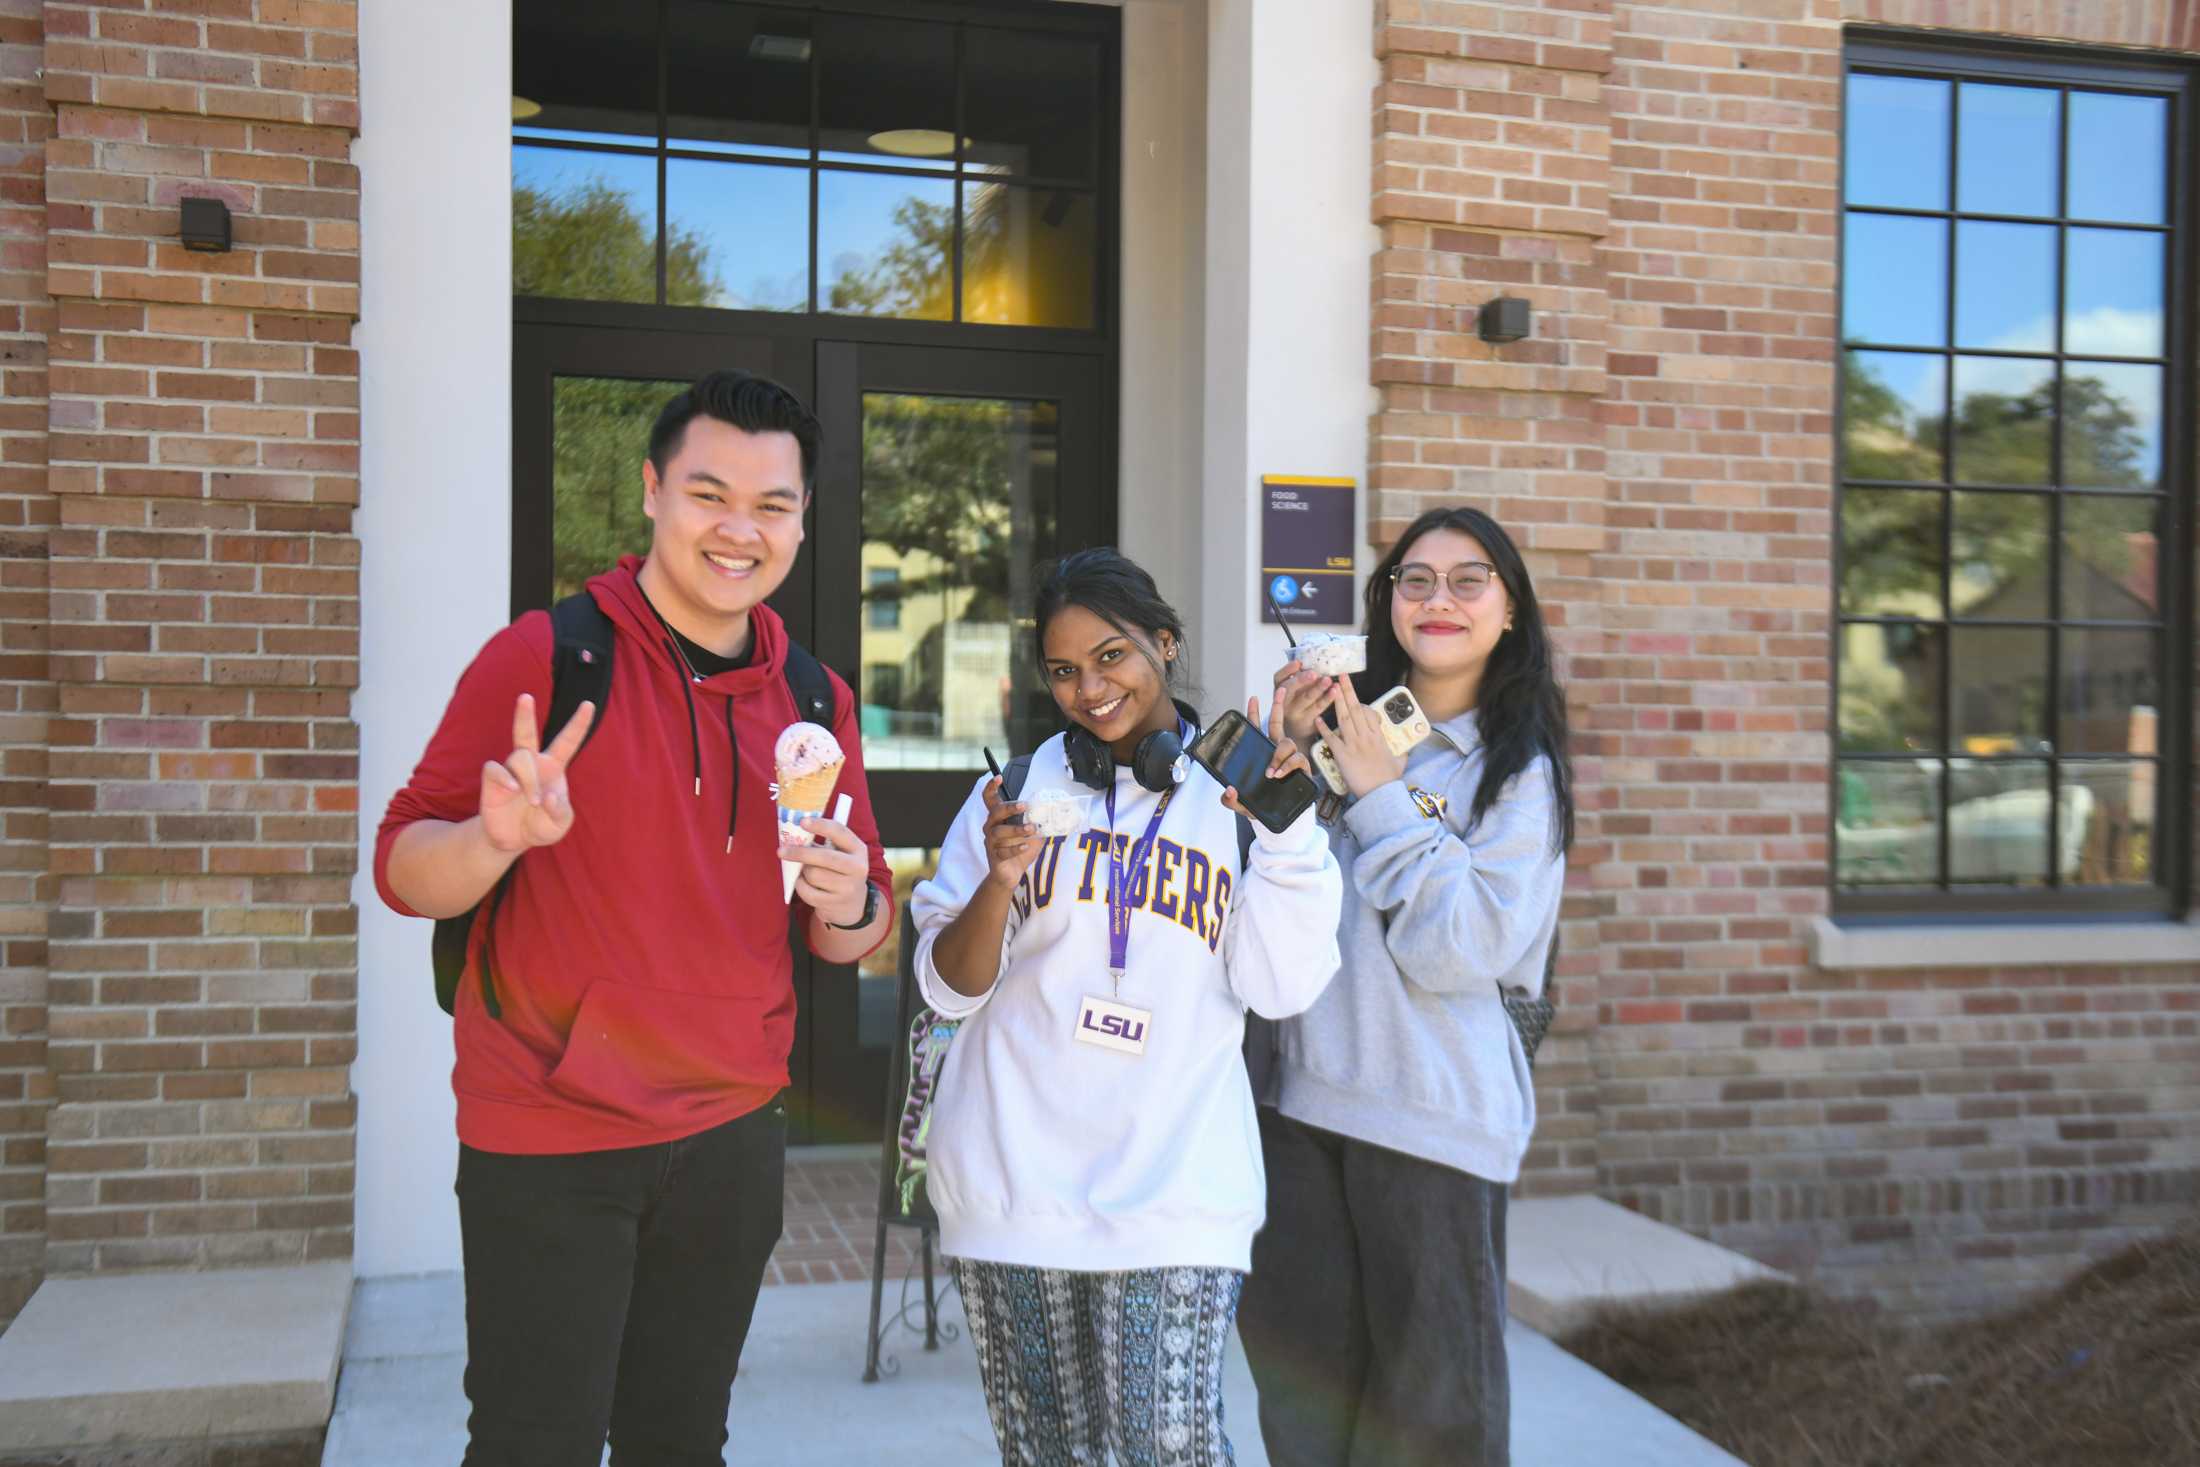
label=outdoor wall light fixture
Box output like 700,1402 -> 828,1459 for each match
867,129 -> 961,158
511,95 -> 543,121
1478,296 -> 1531,344
179,197 -> 232,254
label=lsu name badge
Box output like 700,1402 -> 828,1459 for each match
1075,995 -> 1153,1057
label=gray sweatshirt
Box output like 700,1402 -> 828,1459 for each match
1252,709 -> 1564,1184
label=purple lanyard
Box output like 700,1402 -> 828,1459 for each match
1104,782 -> 1176,981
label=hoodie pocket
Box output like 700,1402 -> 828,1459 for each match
546,979 -> 789,1124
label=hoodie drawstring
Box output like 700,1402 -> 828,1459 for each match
660,631 -> 744,854
665,635 -> 704,797
724,699 -> 741,854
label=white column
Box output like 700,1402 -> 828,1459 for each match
1200,0 -> 1377,716
354,0 -> 514,1277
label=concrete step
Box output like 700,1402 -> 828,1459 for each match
0,1262 -> 350,1463
1508,1194 -> 1790,1338
324,1273 -> 1747,1466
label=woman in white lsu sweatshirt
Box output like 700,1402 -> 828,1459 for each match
913,548 -> 1342,1467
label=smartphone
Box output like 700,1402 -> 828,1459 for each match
1185,710 -> 1319,833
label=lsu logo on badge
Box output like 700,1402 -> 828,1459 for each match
1408,786 -> 1448,821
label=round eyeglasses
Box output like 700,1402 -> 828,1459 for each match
1390,561 -> 1496,602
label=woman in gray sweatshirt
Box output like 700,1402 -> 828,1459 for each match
1239,506 -> 1574,1467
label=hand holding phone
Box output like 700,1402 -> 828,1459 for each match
1186,702 -> 1319,833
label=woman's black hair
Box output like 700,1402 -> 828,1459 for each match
1032,547 -> 1185,687
1357,506 -> 1574,856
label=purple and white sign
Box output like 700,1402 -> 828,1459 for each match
1260,475 -> 1356,626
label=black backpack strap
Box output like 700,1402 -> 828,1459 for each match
430,594 -> 615,1019
545,591 -> 615,751
1237,813 -> 1255,868
781,638 -> 836,727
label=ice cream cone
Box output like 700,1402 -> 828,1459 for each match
774,722 -> 848,903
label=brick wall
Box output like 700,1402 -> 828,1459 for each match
0,0 -> 52,1326
1374,0 -> 2200,1318
28,0 -> 359,1299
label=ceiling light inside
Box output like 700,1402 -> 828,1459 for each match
868,129 -> 958,158
749,34 -> 812,63
511,95 -> 543,121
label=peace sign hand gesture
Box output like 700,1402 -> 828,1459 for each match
479,693 -> 596,854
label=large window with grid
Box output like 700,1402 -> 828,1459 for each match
1835,39 -> 2190,914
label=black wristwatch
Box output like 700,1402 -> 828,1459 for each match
825,882 -> 881,932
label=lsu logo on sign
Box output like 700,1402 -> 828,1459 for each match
1408,786 -> 1448,821
1075,995 -> 1152,1057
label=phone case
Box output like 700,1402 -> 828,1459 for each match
1187,712 -> 1319,832
1310,685 -> 1435,795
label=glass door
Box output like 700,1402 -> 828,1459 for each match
796,341 -> 1108,1141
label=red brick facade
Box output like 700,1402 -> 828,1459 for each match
0,0 -> 358,1327
1376,0 -> 2200,1316
0,0 -> 2193,1333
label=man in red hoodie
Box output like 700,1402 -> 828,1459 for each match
377,371 -> 892,1466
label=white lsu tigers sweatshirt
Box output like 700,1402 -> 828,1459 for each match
912,732 -> 1344,1273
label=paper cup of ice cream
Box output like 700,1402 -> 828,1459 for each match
1017,784 -> 1092,839
1292,632 -> 1367,677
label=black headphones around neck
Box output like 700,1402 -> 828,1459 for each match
1062,698 -> 1197,794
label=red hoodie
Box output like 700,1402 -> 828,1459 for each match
376,557 -> 892,1154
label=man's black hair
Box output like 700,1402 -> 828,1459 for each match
647,370 -> 821,493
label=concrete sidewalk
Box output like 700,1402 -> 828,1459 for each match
323,1271 -> 1747,1466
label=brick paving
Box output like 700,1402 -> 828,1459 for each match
764,1148 -> 931,1288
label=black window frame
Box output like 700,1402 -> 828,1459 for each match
510,0 -> 1116,335
1832,31 -> 2195,922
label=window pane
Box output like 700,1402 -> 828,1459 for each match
817,12 -> 956,170
2063,364 -> 2161,491
665,158 -> 808,311
666,3 -> 812,159
962,185 -> 1095,329
1846,74 -> 1950,210
1843,350 -> 1943,482
1839,488 -> 1941,617
1957,83 -> 2059,216
1950,490 -> 2047,618
1951,356 -> 2051,484
513,147 -> 659,304
513,0 -> 658,148
1951,627 -> 2048,752
551,376 -> 685,602
2068,92 -> 2166,224
858,394 -> 1061,770
2063,761 -> 2156,886
1837,760 -> 1942,887
858,846 -> 943,1031
1840,621 -> 1943,753
1843,214 -> 1946,347
965,28 -> 1099,183
820,172 -> 955,320
2064,228 -> 2164,358
1948,759 -> 2049,884
2061,629 -> 2158,755
2062,495 -> 2159,621
1954,221 -> 2053,351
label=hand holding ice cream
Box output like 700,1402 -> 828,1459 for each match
774,721 -> 846,902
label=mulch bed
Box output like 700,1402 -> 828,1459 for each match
1558,1224 -> 2200,1467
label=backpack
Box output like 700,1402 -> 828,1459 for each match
429,591 -> 834,1018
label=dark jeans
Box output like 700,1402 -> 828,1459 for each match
1238,1108 -> 1510,1467
455,1101 -> 786,1467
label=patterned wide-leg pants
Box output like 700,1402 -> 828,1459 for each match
948,1259 -> 1244,1467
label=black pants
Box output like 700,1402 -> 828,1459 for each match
455,1101 -> 786,1467
1238,1108 -> 1510,1467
